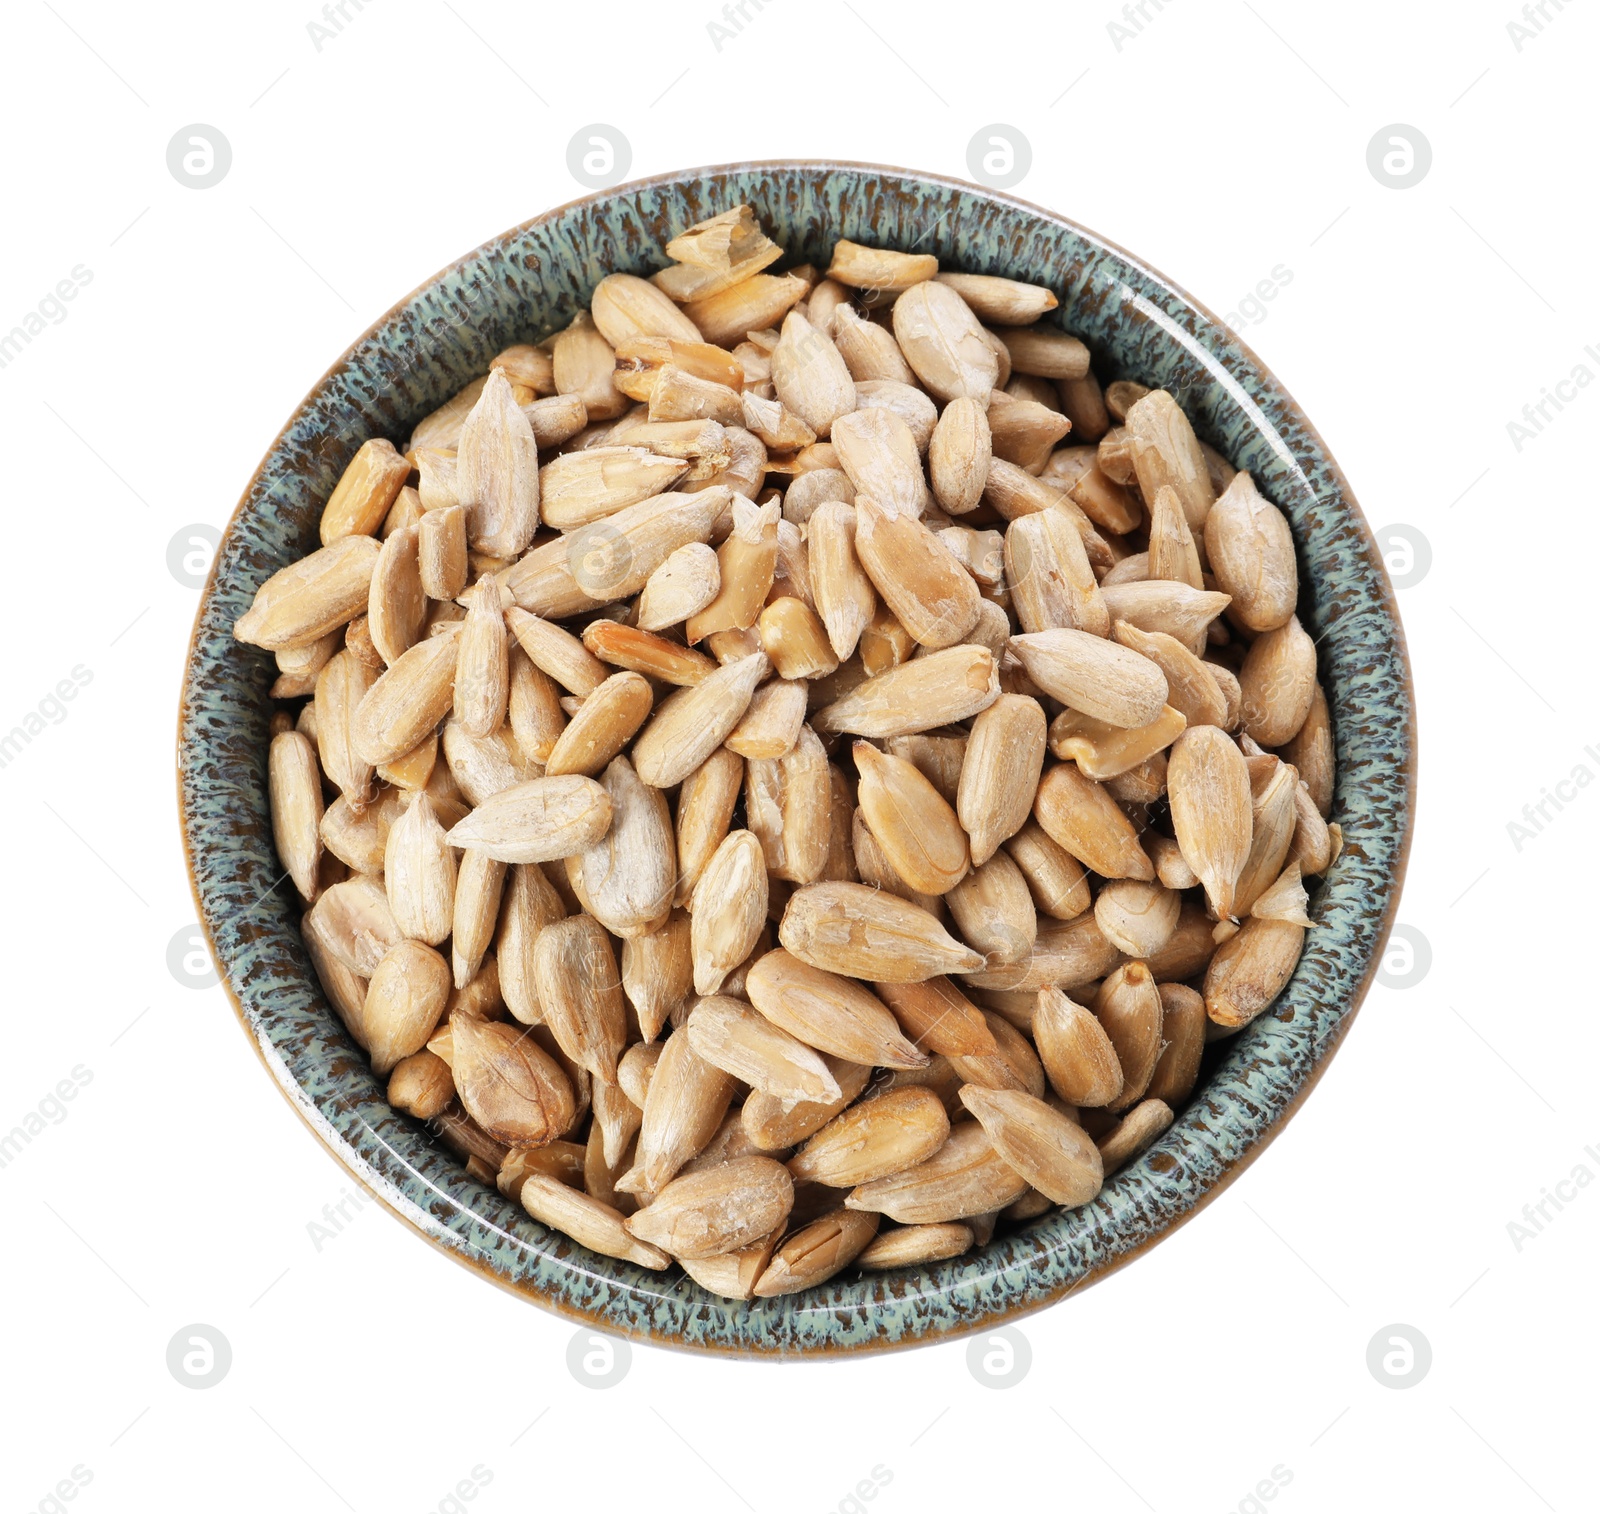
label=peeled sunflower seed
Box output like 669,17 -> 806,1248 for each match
1095,962 -> 1165,1112
625,1028 -> 737,1194
1125,388 -> 1214,532
1009,629 -> 1169,729
754,605 -> 836,687
891,280 -> 998,403
1034,987 -> 1123,1107
539,446 -> 691,532
632,653 -> 768,788
958,1085 -> 1103,1206
387,1050 -> 455,1121
813,644 -> 999,738
1147,983 -> 1207,1106
1093,878 -> 1181,960
859,1221 -> 974,1268
269,731 -> 324,903
572,756 -> 676,939
542,672 -> 654,778
745,949 -> 928,1071
947,1007 -> 1047,1097
1204,470 -> 1298,632
1003,821 -> 1091,920
625,1155 -> 794,1260
845,1121 -> 1028,1224
621,912 -> 693,1043
350,623 -> 462,767
453,1017 -> 577,1146
959,912 -> 1120,993
363,939 -> 451,1074
532,914 -> 628,1086
306,875 -> 402,977
950,694 -> 1047,872
690,830 -> 769,994
1237,615 -> 1318,748
944,852 -> 1038,966
520,1174 -> 668,1267
1204,915 -> 1306,1029
384,792 -> 456,946
1034,763 -> 1155,882
854,495 -> 981,649
778,881 -> 983,982
685,994 -> 841,1109
1047,705 -> 1186,782
637,541 -> 721,631
788,1085 -> 951,1187
808,500 -> 877,662
457,368 -> 541,557
1167,725 -> 1253,920
830,304 -> 917,386
1097,1098 -> 1174,1172
752,1208 -> 880,1297
853,741 -> 970,896
235,536 -> 382,652
445,774 -> 613,863
830,406 -> 927,518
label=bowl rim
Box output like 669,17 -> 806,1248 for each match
179,157 -> 1415,1358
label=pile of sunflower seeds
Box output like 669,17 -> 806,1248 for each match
237,204 -> 1340,1298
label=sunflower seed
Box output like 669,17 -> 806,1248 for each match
844,1121 -> 1027,1224
853,740 -> 970,896
958,1085 -> 1102,1206
686,994 -> 841,1109
538,447 -> 691,534
386,1050 -> 454,1121
690,830 -> 770,995
745,948 -> 927,1070
1167,725 -> 1253,920
531,914 -> 627,1086
808,500 -> 878,662
235,535 -> 382,652
779,880 -> 983,981
1237,615 -> 1318,747
445,773 -> 613,863
269,731 -> 323,903
632,652 -> 768,788
350,623 -> 462,766
625,1154 -> 794,1260
891,281 -> 998,403
945,851 -> 1037,966
1096,1097 -> 1174,1172
788,1085 -> 950,1187
543,671 -> 654,777
363,939 -> 451,1075
638,542 -> 721,631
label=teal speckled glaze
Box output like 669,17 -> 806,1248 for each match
178,162 -> 1415,1357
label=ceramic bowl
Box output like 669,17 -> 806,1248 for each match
179,160 -> 1415,1357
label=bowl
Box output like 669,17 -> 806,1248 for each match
179,160 -> 1415,1357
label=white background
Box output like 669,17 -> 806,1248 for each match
2,1 -> 1594,1510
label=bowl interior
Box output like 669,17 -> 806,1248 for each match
179,161 -> 1413,1356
